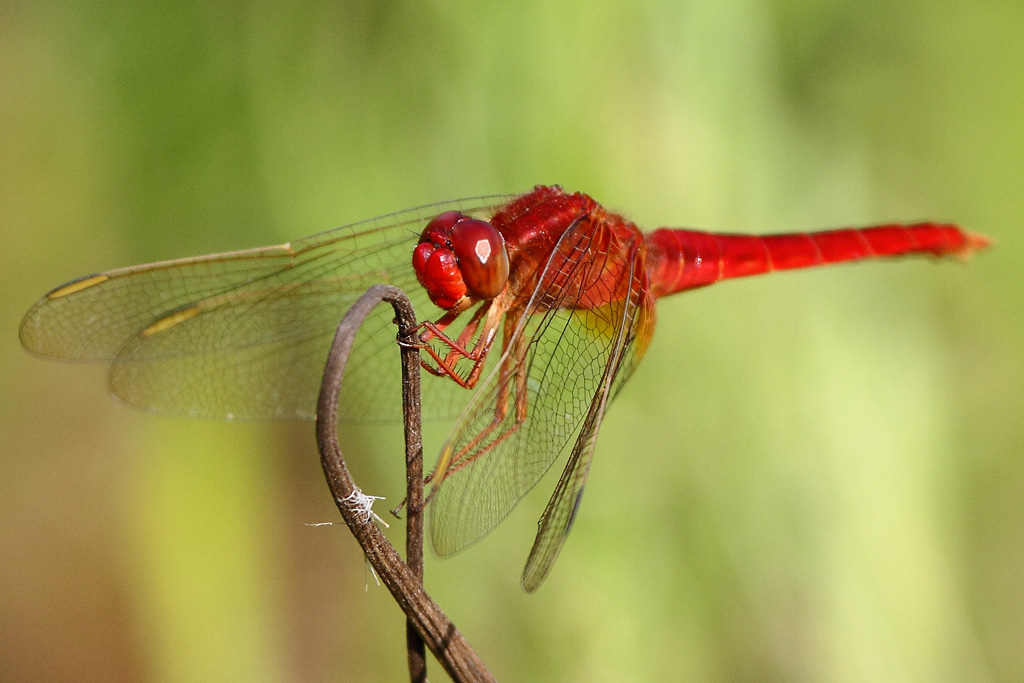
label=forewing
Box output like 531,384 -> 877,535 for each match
20,196 -> 510,420
429,216 -> 656,561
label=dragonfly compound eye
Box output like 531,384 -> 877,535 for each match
449,219 -> 509,300
419,210 -> 464,245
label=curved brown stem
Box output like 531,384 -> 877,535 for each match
316,284 -> 494,683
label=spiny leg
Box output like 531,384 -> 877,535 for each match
428,310 -> 533,491
418,300 -> 504,389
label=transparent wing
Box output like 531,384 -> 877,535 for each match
521,286 -> 655,591
429,215 -> 657,581
20,195 -> 511,420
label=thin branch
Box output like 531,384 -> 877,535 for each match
316,284 -> 495,683
397,287 -> 426,682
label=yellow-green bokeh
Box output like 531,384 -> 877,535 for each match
1,2 -> 1020,681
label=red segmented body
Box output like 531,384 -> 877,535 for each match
645,223 -> 989,297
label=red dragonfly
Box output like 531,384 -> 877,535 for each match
20,185 -> 988,591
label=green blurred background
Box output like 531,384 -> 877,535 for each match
1,1 -> 1020,681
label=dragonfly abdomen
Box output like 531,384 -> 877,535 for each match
646,223 -> 989,297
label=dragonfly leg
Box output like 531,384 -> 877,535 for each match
429,312 -> 532,486
417,309 -> 485,384
417,301 -> 503,389
398,309 -> 461,354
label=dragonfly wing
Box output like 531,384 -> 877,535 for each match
429,216 -> 657,570
520,263 -> 655,591
20,196 -> 510,420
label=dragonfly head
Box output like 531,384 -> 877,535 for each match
413,210 -> 510,311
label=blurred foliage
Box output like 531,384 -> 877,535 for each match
1,1 -> 1021,681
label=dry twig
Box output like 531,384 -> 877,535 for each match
316,284 -> 495,683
